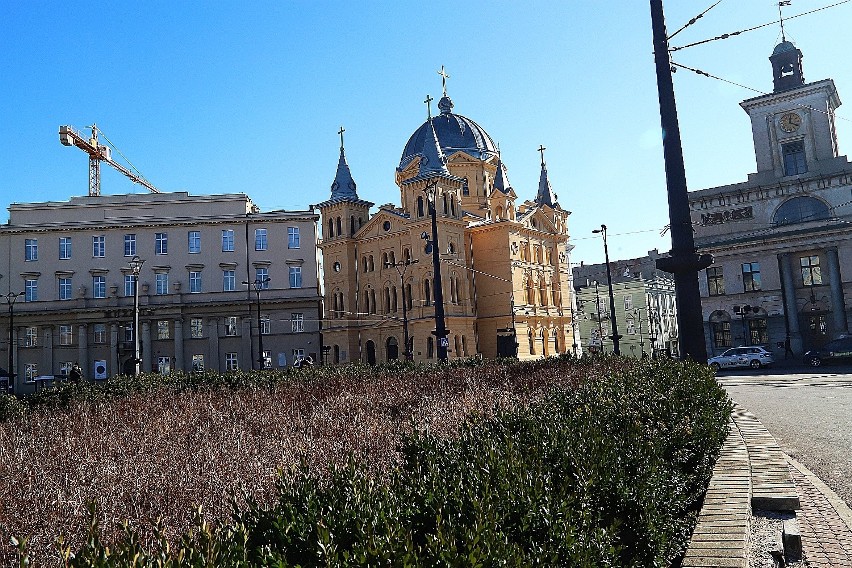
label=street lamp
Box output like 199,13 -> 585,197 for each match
3,291 -> 24,393
128,255 -> 145,376
385,257 -> 419,361
592,224 -> 622,355
634,307 -> 646,358
243,277 -> 271,369
422,180 -> 449,361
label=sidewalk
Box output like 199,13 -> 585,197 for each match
683,405 -> 852,566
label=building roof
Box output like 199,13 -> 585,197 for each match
398,95 -> 498,170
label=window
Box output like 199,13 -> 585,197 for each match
223,270 -> 236,292
260,315 -> 271,335
742,262 -> 761,292
801,255 -> 822,286
59,277 -> 72,300
24,327 -> 38,347
291,313 -> 304,333
155,232 -> 168,255
93,276 -> 106,299
188,231 -> 201,254
25,279 -> 38,302
706,267 -> 725,296
124,323 -> 134,343
626,318 -> 636,335
156,273 -> 169,295
25,238 -> 38,261
191,354 -> 205,372
225,316 -> 239,336
222,229 -> 234,252
256,267 -> 269,289
189,271 -> 202,293
624,295 -> 633,311
157,357 -> 171,375
427,337 -> 434,358
190,318 -> 203,338
125,274 -> 135,297
60,361 -> 73,377
124,234 -> 136,256
748,318 -> 769,345
59,237 -> 72,260
782,140 -> 807,176
261,350 -> 271,369
92,235 -> 105,257
93,323 -> 106,344
157,320 -> 170,340
255,228 -> 268,251
59,325 -> 73,346
712,321 -> 731,348
293,349 -> 306,364
225,353 -> 239,371
25,363 -> 37,382
424,279 -> 432,306
288,227 -> 300,249
289,266 -> 302,288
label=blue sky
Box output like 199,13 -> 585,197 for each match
2,1 -> 851,265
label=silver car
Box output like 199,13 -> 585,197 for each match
708,346 -> 774,371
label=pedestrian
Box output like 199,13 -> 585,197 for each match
70,363 -> 83,382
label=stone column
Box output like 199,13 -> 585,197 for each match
173,318 -> 184,371
779,253 -> 803,354
77,323 -> 89,377
110,323 -> 119,377
142,322 -> 152,372
826,248 -> 848,335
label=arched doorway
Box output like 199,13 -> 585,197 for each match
366,340 -> 376,365
386,337 -> 399,361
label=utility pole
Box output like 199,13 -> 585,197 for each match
423,180 -> 449,361
593,224 -> 622,355
128,256 -> 145,376
386,257 -> 418,361
4,292 -> 23,393
649,0 -> 712,362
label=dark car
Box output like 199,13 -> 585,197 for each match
804,336 -> 852,367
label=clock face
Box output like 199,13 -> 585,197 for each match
779,112 -> 802,133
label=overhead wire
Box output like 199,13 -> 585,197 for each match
666,0 -> 725,41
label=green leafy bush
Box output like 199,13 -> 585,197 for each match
55,357 -> 730,567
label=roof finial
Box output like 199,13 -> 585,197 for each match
778,1 -> 791,42
538,144 -> 547,167
424,94 -> 433,119
338,126 -> 345,150
437,65 -> 450,97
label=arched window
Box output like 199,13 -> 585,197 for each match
406,283 -> 413,309
427,336 -> 434,358
773,196 -> 830,226
350,215 -> 356,236
450,275 -> 457,305
363,290 -> 369,313
455,277 -> 462,304
424,279 -> 432,306
417,196 -> 425,217
362,256 -> 368,273
450,196 -> 456,217
390,251 -> 396,265
328,219 -> 335,238
370,289 -> 377,314
369,255 -> 374,271
496,205 -> 503,220
384,287 -> 391,313
382,252 -> 389,267
392,286 -> 398,312
403,248 -> 411,263
442,193 -> 449,215
336,217 -> 342,237
462,335 -> 468,356
454,335 -> 461,357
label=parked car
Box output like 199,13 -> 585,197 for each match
708,346 -> 774,371
803,336 -> 852,367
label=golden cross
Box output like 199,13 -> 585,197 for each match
437,65 -> 450,97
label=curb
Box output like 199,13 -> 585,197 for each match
786,454 -> 852,532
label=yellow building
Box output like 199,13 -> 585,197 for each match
317,90 -> 578,363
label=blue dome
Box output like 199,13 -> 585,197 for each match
772,40 -> 797,55
399,96 -> 497,169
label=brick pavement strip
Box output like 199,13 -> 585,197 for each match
786,456 -> 852,567
682,421 -> 751,568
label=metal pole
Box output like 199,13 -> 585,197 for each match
130,256 -> 145,376
595,225 -> 621,355
256,287 -> 265,369
6,293 -> 22,392
649,0 -> 712,362
425,181 -> 449,361
594,281 -> 604,352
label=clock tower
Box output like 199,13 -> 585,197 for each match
740,41 -> 843,185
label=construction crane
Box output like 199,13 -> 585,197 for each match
59,124 -> 161,196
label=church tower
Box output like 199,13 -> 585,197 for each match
316,129 -> 373,363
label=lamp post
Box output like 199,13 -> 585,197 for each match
243,277 -> 271,369
592,224 -> 621,355
128,256 -> 145,376
4,292 -> 24,393
593,281 -> 605,352
385,258 -> 418,361
422,180 -> 449,361
634,307 -> 646,358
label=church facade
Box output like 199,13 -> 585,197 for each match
317,90 -> 579,363
691,40 -> 852,359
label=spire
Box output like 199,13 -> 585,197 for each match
417,116 -> 450,177
329,126 -> 358,200
770,2 -> 804,92
492,150 -> 512,194
535,145 -> 558,207
437,65 -> 454,115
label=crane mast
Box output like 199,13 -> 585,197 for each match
59,124 -> 161,196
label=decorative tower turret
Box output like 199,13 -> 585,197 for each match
770,41 -> 805,93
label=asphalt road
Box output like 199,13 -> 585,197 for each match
716,363 -> 852,508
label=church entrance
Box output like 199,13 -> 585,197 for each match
386,337 -> 399,361
366,340 -> 376,365
496,328 -> 518,358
